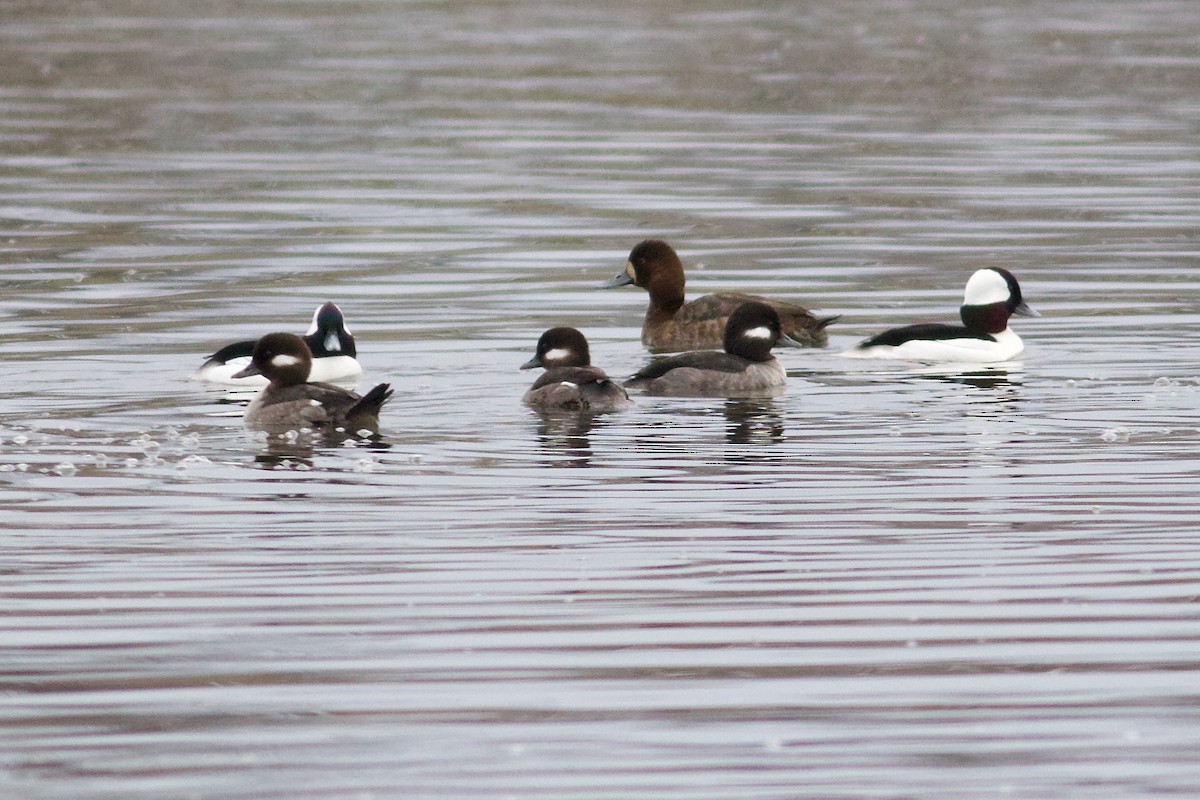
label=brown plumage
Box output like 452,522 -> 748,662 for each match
603,239 -> 837,353
520,327 -> 633,413
232,332 -> 392,434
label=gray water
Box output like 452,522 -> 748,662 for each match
3,1 -> 1200,798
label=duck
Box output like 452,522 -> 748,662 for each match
193,302 -> 362,386
602,239 -> 837,352
624,301 -> 802,397
521,327 -> 633,413
844,268 -> 1039,362
231,332 -> 392,433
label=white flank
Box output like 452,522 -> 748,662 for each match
271,354 -> 301,367
963,269 -> 1010,306
305,305 -> 322,336
743,326 -> 772,340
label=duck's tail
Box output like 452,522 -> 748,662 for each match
349,383 -> 394,421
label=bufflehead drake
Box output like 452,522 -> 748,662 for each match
232,332 -> 392,434
521,327 -> 633,413
602,239 -> 837,352
193,302 -> 362,386
844,268 -> 1039,363
624,301 -> 802,397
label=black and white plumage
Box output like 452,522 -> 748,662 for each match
232,332 -> 391,433
845,268 -> 1039,363
520,327 -> 633,413
193,302 -> 362,386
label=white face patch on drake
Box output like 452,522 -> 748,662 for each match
963,269 -> 1011,306
271,354 -> 302,368
306,306 -> 350,336
742,326 -> 773,340
543,347 -> 573,363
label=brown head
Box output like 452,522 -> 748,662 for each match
521,327 -> 592,370
601,239 -> 687,313
231,332 -> 313,386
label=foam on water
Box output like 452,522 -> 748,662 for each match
2,1 -> 1200,799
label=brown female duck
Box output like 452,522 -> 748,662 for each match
603,239 -> 837,352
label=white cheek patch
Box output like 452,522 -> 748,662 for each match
543,348 -> 572,362
324,332 -> 340,352
963,269 -> 1010,306
308,306 -> 350,337
271,354 -> 302,368
743,326 -> 773,340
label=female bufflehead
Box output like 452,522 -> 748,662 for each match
521,327 -> 633,413
602,239 -> 837,352
193,302 -> 362,386
845,268 -> 1039,363
624,301 -> 802,396
232,333 -> 391,433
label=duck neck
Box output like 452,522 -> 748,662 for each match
960,302 -> 1010,334
644,270 -> 685,316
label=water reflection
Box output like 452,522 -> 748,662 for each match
5,0 -> 1200,797
723,398 -> 785,446
528,409 -> 601,468
251,430 -> 391,470
905,366 -> 1025,413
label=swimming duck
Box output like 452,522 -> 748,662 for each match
624,301 -> 802,396
521,327 -> 633,413
844,268 -> 1038,362
193,302 -> 362,386
602,239 -> 836,352
231,332 -> 391,433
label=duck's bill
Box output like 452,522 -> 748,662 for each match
600,263 -> 635,288
1014,301 -> 1040,318
519,356 -> 541,370
777,331 -> 806,348
230,364 -> 262,379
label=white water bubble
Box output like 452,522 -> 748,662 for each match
52,462 -> 78,477
11,434 -> 28,446
1100,427 -> 1130,443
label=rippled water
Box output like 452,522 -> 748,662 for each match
3,1 -> 1200,798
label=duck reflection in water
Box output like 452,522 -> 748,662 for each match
724,398 -> 785,447
903,365 -> 1024,411
250,429 -> 391,470
520,327 -> 632,468
529,411 -> 602,468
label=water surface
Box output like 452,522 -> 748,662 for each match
3,1 -> 1200,798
